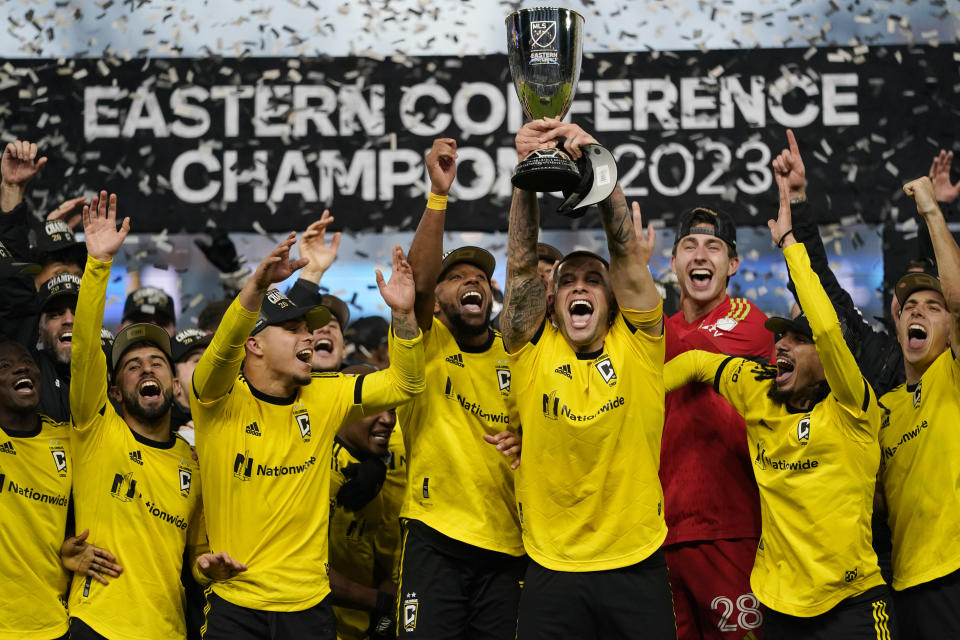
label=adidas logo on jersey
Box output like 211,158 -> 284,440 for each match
554,363 -> 572,379
129,450 -> 143,465
445,353 -> 464,367
245,422 -> 261,436
0,441 -> 16,455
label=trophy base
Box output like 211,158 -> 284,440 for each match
511,150 -> 581,193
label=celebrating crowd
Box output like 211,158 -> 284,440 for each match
0,118 -> 958,640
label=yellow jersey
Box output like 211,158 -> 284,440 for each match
880,348 -> 960,590
398,317 -> 522,555
70,256 -> 205,640
191,298 -> 424,612
665,243 -> 884,617
375,425 -> 406,584
508,302 -> 667,572
329,437 -> 388,640
0,416 -> 71,640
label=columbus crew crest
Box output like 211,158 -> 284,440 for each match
403,593 -> 419,631
594,355 -> 617,386
912,381 -> 922,408
178,462 -> 192,497
495,362 -> 511,396
295,410 -> 312,441
797,417 -> 811,444
49,441 -> 68,477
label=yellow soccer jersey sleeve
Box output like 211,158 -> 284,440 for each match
508,302 -> 667,572
398,318 -> 522,555
0,416 -> 71,640
191,297 -> 425,612
329,438 -> 382,640
880,348 -> 960,590
70,256 -> 203,640
375,425 -> 406,584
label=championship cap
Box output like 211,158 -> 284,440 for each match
0,239 -> 40,279
674,206 -> 738,255
439,247 -> 496,279
29,218 -> 87,262
171,328 -> 213,362
537,243 -> 563,265
251,289 -> 330,336
894,271 -> 943,307
37,273 -> 81,313
764,313 -> 813,340
123,287 -> 176,326
111,322 -> 174,372
318,294 -> 350,329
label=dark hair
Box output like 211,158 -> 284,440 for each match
197,299 -> 232,333
111,339 -> 174,384
672,210 -> 737,259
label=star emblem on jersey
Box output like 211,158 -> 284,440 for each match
129,450 -> 144,465
445,353 -> 464,367
912,381 -> 922,408
554,363 -> 572,379
594,355 -> 617,385
496,364 -> 511,395
796,417 -> 811,444
51,449 -> 68,476
0,441 -> 16,455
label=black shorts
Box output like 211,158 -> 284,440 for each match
396,519 -> 527,639
893,567 -> 960,640
201,590 -> 336,640
69,618 -> 108,639
516,549 -> 677,640
763,584 -> 898,640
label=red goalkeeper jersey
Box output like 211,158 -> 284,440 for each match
661,296 -> 772,544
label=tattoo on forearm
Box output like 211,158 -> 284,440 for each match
598,185 -> 633,256
502,189 -> 545,349
392,313 -> 418,340
502,275 -> 545,347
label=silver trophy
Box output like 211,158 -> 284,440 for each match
506,7 -> 617,216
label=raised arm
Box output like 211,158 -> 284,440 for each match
904,176 -> 960,355
408,138 -> 458,331
1,140 -> 47,213
769,172 -> 869,414
664,350 -> 729,393
71,191 -> 129,427
287,210 -> 341,307
192,233 -> 308,403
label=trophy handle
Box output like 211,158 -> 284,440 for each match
557,144 -> 619,217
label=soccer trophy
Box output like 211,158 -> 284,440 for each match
506,7 -> 617,216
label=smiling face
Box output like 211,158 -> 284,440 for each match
251,319 -> 315,387
111,345 -> 177,423
0,341 -> 41,413
38,298 -> 76,366
897,289 -> 951,374
435,262 -> 492,338
771,331 -> 826,405
671,225 -> 739,313
552,255 -> 614,353
340,409 -> 397,457
310,317 -> 346,372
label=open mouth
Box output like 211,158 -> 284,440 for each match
370,429 -> 392,446
775,357 -> 795,385
568,299 -> 594,330
296,348 -> 313,363
314,339 -> 333,354
13,378 -> 35,394
139,380 -> 161,398
907,323 -> 928,350
460,290 -> 483,314
689,269 -> 714,289
59,332 -> 72,344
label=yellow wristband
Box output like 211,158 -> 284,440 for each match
427,192 -> 448,211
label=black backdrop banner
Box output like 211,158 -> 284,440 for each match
1,45 -> 957,233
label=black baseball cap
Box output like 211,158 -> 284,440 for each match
0,239 -> 39,279
319,294 -> 350,329
251,289 -> 330,336
765,313 -> 813,340
674,207 -> 738,255
439,247 -> 496,279
29,218 -> 87,261
123,287 -> 176,325
111,322 -> 175,372
895,272 -> 943,307
171,328 -> 212,362
37,273 -> 81,313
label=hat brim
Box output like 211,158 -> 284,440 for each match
111,322 -> 175,371
320,296 -> 350,329
252,304 -> 331,335
895,272 -> 942,307
764,316 -> 812,339
39,288 -> 80,313
173,334 -> 213,362
439,247 -> 496,280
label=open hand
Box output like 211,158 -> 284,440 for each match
82,190 -> 130,262
47,196 -> 87,230
928,150 -> 960,204
376,245 -> 415,314
300,210 -> 341,278
61,529 -> 123,585
196,552 -> 248,582
250,232 -> 308,292
1,140 -> 47,187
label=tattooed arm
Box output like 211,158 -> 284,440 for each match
502,184 -> 546,353
599,186 -> 661,326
